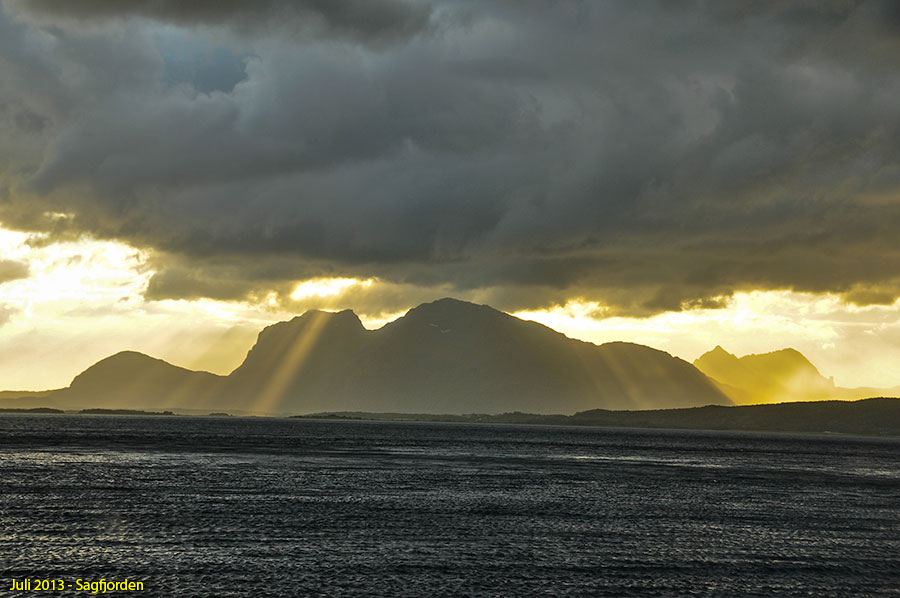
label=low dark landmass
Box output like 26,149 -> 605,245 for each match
0,407 -> 65,414
297,397 -> 900,437
3,398 -> 897,436
79,408 -> 176,416
294,411 -> 568,424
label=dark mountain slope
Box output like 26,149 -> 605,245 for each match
223,309 -> 371,414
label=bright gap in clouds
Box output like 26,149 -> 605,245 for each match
290,277 -> 374,301
0,227 -> 284,390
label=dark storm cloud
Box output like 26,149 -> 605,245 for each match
1,0 -> 900,314
8,0 -> 432,45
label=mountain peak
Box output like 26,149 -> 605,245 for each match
694,345 -> 835,405
72,350 -> 214,383
295,308 -> 362,323
743,347 -> 821,376
407,297 -> 492,314
106,349 -> 154,360
229,307 -> 368,385
87,350 -> 170,370
696,345 -> 737,363
759,347 -> 808,361
396,297 -> 514,332
269,308 -> 365,335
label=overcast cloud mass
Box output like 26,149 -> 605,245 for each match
2,0 -> 900,316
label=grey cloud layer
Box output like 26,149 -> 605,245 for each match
1,0 -> 899,315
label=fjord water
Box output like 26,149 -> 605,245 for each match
1,416 -> 898,597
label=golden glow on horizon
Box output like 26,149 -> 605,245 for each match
514,292 -> 900,388
2,224 -> 900,392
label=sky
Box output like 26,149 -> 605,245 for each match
1,0 -> 899,391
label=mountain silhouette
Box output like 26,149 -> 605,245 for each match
59,351 -> 225,410
221,298 -> 730,414
694,346 -> 900,404
2,298 -> 730,415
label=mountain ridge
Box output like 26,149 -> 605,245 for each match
0,298 -> 730,415
219,298 -> 730,414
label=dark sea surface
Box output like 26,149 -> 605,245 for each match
1,415 -> 899,597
